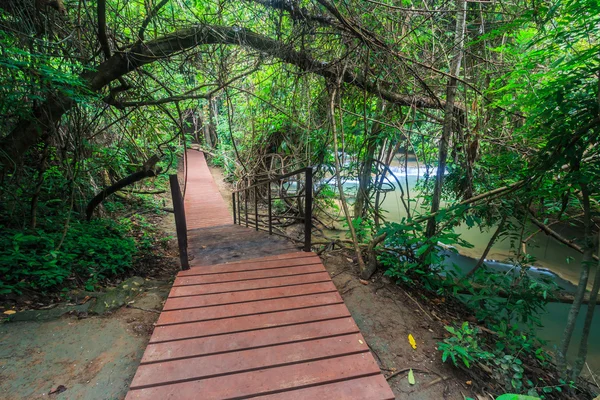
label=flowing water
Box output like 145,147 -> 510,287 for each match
334,155 -> 600,374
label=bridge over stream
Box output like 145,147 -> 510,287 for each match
125,150 -> 395,399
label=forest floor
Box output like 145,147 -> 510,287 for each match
323,250 -> 476,399
0,203 -> 179,399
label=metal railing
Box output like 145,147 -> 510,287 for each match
169,174 -> 190,270
232,167 -> 313,252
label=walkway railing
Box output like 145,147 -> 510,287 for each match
169,174 -> 189,270
232,167 -> 313,252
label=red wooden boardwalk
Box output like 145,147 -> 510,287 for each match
126,151 -> 395,399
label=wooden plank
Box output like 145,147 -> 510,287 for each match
169,272 -> 332,297
157,292 -> 343,326
180,255 -> 321,275
150,304 -> 351,343
131,333 -> 369,388
125,353 -> 383,399
163,281 -> 338,310
141,317 -> 360,363
183,151 -> 233,229
258,375 -> 395,400
125,151 -> 394,400
173,264 -> 324,286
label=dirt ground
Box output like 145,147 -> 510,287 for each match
0,282 -> 170,400
321,250 -> 476,400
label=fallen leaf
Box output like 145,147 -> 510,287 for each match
466,380 -> 472,385
80,296 -> 91,304
408,369 -> 415,385
408,334 -> 417,350
346,258 -> 353,262
359,279 -> 369,285
3,310 -> 16,315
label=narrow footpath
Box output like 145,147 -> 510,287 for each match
125,151 -> 395,399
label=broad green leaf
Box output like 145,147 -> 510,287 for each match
407,369 -> 415,385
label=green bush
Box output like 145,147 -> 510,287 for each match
0,219 -> 136,294
438,322 -> 493,368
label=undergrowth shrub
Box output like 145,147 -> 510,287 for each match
0,219 -> 135,294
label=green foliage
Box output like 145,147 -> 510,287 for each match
438,322 -> 543,394
495,395 -> 540,400
492,354 -> 526,393
0,220 -> 135,294
345,216 -> 372,243
438,322 -> 493,368
379,215 -> 472,291
315,184 -> 339,213
464,263 -> 558,327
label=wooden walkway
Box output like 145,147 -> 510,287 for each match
126,151 -> 395,399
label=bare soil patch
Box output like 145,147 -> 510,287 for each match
322,250 -> 476,400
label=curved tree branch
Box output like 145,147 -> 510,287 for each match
247,0 -> 337,26
1,24 -> 449,169
97,0 -> 111,59
85,155 -> 161,220
137,0 -> 170,42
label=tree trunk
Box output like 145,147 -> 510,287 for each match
571,232 -> 600,379
30,143 -> 49,229
328,85 -> 367,277
209,96 -> 219,147
426,0 -> 467,238
354,135 -> 378,219
355,101 -> 386,219
556,183 -> 594,376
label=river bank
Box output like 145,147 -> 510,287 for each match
326,157 -> 600,378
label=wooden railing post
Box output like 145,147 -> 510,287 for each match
304,167 -> 313,252
267,183 -> 272,235
169,174 -> 189,270
236,191 -> 241,225
245,189 -> 249,227
232,193 -> 236,224
254,186 -> 258,231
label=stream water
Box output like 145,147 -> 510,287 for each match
335,155 -> 600,374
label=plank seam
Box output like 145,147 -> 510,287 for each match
172,270 -> 328,287
156,301 -> 345,326
140,331 -> 361,365
228,373 -> 390,400
185,252 -> 315,268
176,260 -> 322,276
149,315 -> 352,344
168,279 -> 333,298
128,350 -> 370,390
163,289 -> 339,311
